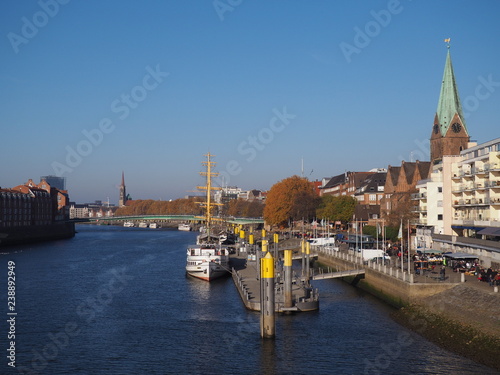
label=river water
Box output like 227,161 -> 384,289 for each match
0,225 -> 496,375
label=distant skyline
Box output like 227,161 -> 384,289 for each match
2,1 -> 500,204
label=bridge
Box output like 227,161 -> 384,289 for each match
81,215 -> 264,226
311,268 -> 365,280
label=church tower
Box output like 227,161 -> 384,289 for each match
430,46 -> 470,163
119,171 -> 127,207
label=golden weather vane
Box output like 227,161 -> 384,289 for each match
444,37 -> 451,48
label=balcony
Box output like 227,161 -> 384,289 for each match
473,183 -> 486,191
490,163 -> 500,172
453,198 -> 490,206
472,167 -> 487,175
411,205 -> 427,212
411,192 -> 427,200
486,180 -> 500,188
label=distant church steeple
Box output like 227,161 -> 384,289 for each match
430,43 -> 470,163
119,171 -> 127,207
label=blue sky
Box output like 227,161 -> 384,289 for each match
1,0 -> 500,204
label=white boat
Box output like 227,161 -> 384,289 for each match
123,221 -> 134,227
186,153 -> 229,281
149,223 -> 158,229
186,244 -> 230,281
138,222 -> 148,228
178,223 -> 191,231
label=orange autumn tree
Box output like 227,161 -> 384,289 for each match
264,175 -> 319,227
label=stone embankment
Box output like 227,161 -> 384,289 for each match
314,247 -> 500,371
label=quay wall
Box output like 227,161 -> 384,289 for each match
0,221 -> 75,246
315,250 -> 500,371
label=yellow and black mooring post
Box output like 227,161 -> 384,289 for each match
306,241 -> 311,280
284,249 -> 293,308
260,251 -> 275,338
273,233 -> 279,260
301,239 -> 306,277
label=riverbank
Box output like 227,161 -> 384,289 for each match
316,251 -> 500,371
0,221 -> 75,246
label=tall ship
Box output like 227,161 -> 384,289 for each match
185,153 -> 230,281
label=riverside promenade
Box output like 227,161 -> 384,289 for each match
314,245 -> 500,336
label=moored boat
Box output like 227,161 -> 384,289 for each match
186,244 -> 230,281
178,223 -> 191,231
123,221 -> 134,227
186,153 -> 229,281
149,222 -> 158,229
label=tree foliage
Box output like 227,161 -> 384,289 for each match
362,225 -> 399,242
264,175 -> 319,227
316,195 -> 357,224
115,197 -> 204,216
384,192 -> 417,228
224,198 -> 263,218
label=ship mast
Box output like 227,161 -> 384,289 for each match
197,153 -> 221,236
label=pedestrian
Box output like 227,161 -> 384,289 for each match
440,266 -> 446,281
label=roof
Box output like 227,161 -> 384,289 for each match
388,166 -> 401,187
436,49 -> 468,136
356,172 -> 386,195
322,173 -> 347,189
443,252 -> 478,259
477,227 -> 500,237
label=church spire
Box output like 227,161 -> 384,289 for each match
435,48 -> 468,136
430,44 -> 470,163
119,171 -> 127,207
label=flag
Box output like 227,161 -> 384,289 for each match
397,220 -> 402,239
444,38 -> 450,43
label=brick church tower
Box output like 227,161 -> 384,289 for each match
119,171 -> 127,207
430,47 -> 470,163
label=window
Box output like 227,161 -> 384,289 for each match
437,214 -> 443,221
438,187 -> 442,193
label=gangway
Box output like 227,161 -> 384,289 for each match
311,268 -> 365,280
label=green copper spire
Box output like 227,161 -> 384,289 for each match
436,49 -> 468,136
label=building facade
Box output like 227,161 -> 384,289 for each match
451,138 -> 500,236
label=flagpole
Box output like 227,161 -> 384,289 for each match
400,219 -> 403,274
407,219 -> 411,278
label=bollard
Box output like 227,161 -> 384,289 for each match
396,269 -> 399,279
461,272 -> 465,283
301,240 -> 305,277
260,252 -> 275,339
284,250 -> 293,308
494,286 -> 498,293
306,242 -> 311,280
409,273 -> 414,284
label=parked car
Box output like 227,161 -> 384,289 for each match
369,256 -> 391,265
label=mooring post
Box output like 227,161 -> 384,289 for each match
284,249 -> 293,308
301,239 -> 305,277
260,252 -> 275,338
306,241 -> 311,280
